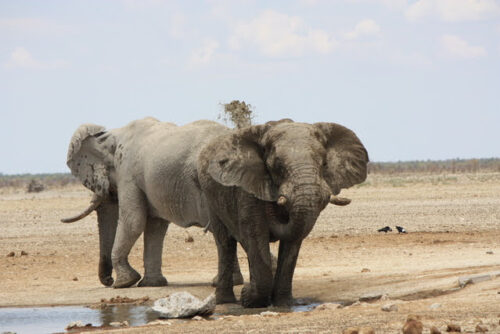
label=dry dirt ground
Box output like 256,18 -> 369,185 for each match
1,172 -> 499,333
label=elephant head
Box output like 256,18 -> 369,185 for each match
61,124 -> 118,286
206,119 -> 368,241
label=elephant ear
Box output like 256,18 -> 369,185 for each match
207,125 -> 278,202
315,122 -> 369,194
67,124 -> 116,198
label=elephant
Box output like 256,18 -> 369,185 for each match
196,119 -> 368,307
61,117 -> 368,309
61,118 -> 245,288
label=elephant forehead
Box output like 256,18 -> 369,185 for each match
264,124 -> 325,155
264,123 -> 317,142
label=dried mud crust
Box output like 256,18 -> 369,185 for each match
1,173 -> 500,333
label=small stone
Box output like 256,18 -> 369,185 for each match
430,326 -> 442,334
66,321 -> 85,330
361,268 -> 371,273
72,277 -> 78,281
20,251 -> 28,256
381,303 -> 398,312
6,251 -> 15,257
148,320 -> 172,326
109,321 -> 128,327
446,323 -> 461,332
475,324 -> 488,332
185,232 -> 194,243
486,251 -> 493,255
359,292 -> 383,302
403,315 -> 423,334
430,303 -> 442,310
314,303 -> 341,311
192,315 -> 205,321
260,311 -> 279,317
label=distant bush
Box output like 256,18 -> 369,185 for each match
26,179 -> 45,193
368,158 -> 500,175
0,173 -> 78,189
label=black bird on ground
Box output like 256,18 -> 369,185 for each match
396,226 -> 407,234
377,226 -> 392,233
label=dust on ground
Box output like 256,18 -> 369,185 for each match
1,172 -> 499,333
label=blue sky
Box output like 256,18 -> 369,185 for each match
1,0 -> 499,174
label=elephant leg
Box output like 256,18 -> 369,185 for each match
138,218 -> 168,287
111,185 -> 146,288
211,250 -> 244,287
211,214 -> 237,304
239,232 -> 273,308
271,239 -> 303,306
96,201 -> 118,287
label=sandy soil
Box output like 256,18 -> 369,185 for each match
1,172 -> 499,333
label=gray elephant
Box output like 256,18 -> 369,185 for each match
61,118 -> 244,288
62,117 -> 368,308
197,119 -> 368,307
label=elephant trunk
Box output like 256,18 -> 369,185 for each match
96,202 -> 118,287
270,165 -> 330,240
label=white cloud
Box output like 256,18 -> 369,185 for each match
3,47 -> 68,70
189,39 -> 220,66
406,0 -> 500,22
343,19 -> 381,40
346,0 -> 407,10
229,10 -> 336,58
441,34 -> 487,59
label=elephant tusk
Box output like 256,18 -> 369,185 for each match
277,196 -> 287,206
330,194 -> 351,206
61,195 -> 103,223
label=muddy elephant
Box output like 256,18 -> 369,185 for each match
197,119 -> 368,307
61,118 -> 244,288
62,117 -> 368,308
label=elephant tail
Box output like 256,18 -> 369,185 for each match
61,194 -> 103,223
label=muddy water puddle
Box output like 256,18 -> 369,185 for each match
0,305 -> 157,334
0,300 -> 330,334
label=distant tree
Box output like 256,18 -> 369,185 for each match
27,179 -> 45,193
219,100 -> 255,128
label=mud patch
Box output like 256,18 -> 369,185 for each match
397,287 -> 461,301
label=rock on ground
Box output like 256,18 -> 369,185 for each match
381,303 -> 398,312
403,315 -> 423,334
152,292 -> 215,318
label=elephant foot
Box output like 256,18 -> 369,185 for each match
215,290 -> 237,304
211,272 -> 244,287
100,275 -> 114,287
138,275 -> 168,287
271,292 -> 293,307
240,285 -> 271,308
113,270 -> 141,288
